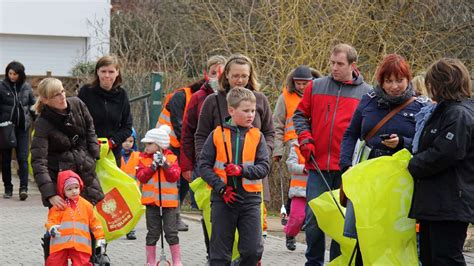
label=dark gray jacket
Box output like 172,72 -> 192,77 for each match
0,80 -> 35,130
408,99 -> 474,223
198,122 -> 270,203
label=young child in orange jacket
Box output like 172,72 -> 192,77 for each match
120,128 -> 140,240
45,170 -> 105,266
136,125 -> 182,266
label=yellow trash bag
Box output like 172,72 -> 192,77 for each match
342,149 -> 418,265
94,138 -> 145,242
309,189 -> 356,266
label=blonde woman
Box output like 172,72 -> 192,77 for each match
31,78 -> 104,209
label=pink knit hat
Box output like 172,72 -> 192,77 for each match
64,177 -> 80,191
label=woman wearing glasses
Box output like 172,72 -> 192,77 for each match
194,53 -> 274,265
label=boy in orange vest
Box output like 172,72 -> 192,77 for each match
120,128 -> 140,240
136,125 -> 182,266
198,87 -> 270,265
45,170 -> 105,266
284,143 -> 308,251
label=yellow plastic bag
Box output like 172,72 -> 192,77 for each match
309,189 -> 356,266
343,149 -> 418,265
94,138 -> 145,242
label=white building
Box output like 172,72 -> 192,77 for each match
0,0 -> 110,76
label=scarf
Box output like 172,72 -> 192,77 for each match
374,83 -> 415,107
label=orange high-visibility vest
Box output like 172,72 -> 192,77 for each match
120,151 -> 140,179
282,87 -> 302,142
46,197 -> 104,255
156,87 -> 193,148
213,126 -> 262,193
140,153 -> 179,207
288,145 -> 308,198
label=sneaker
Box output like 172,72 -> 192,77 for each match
126,230 -> 137,240
286,235 -> 296,251
3,189 -> 13,199
177,218 -> 189,232
19,188 -> 28,201
176,213 -> 189,232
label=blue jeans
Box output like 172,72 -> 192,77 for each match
305,170 -> 341,266
2,128 -> 29,190
343,199 -> 358,238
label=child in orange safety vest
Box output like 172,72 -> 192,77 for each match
136,125 -> 182,266
120,128 -> 140,240
284,143 -> 308,251
45,170 -> 105,266
198,88 -> 270,265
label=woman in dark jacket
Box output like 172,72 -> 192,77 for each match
408,58 -> 474,265
31,78 -> 104,208
78,55 -> 133,167
339,54 -> 428,264
195,54 -> 275,202
0,61 -> 35,200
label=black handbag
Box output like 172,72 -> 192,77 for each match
0,108 -> 17,150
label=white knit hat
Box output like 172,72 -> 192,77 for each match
141,125 -> 171,149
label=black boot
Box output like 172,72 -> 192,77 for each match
3,187 -> 13,199
19,187 -> 28,201
286,235 -> 296,251
176,212 -> 189,232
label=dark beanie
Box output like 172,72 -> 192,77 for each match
293,65 -> 312,81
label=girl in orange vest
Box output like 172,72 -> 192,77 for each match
284,143 -> 308,251
136,125 -> 182,266
120,128 -> 140,240
45,170 -> 105,266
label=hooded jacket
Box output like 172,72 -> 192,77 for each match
272,68 -> 321,157
293,73 -> 371,171
0,79 -> 35,130
46,170 -> 104,255
31,97 -> 104,206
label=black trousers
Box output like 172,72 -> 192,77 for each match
210,201 -> 263,266
419,220 -> 469,266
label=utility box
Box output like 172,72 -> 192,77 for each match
149,72 -> 164,127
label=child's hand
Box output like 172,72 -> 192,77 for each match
96,239 -> 106,254
49,225 -> 61,238
153,152 -> 167,166
225,163 -> 242,177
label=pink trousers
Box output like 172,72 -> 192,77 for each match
284,197 -> 306,237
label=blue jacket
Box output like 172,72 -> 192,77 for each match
339,89 -> 429,171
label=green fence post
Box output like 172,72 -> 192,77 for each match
150,72 -> 164,127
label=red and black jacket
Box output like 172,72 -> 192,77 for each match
293,74 -> 371,170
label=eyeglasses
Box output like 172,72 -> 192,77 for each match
230,74 -> 249,81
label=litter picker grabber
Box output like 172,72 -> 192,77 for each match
276,162 -> 288,225
309,155 -> 360,266
157,161 -> 171,266
309,155 -> 344,219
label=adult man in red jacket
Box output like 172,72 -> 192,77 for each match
293,44 -> 371,265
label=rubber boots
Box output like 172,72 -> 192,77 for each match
146,245 -> 156,266
170,244 -> 182,266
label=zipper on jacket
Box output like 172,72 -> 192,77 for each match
325,104 -> 330,122
233,127 -> 240,188
104,99 -> 109,137
327,85 -> 342,170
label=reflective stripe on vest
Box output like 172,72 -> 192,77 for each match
156,87 -> 193,148
213,126 -> 262,192
140,154 -> 179,207
289,145 -> 307,198
120,151 -> 140,178
282,87 -> 302,142
48,198 -> 97,255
